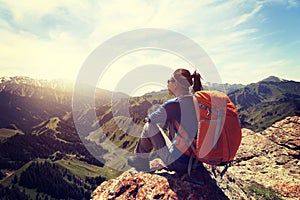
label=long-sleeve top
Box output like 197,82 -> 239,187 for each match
148,95 -> 198,162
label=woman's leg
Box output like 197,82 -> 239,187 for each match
135,123 -> 167,154
129,122 -> 173,170
130,122 -> 190,174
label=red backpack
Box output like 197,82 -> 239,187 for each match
174,90 -> 242,177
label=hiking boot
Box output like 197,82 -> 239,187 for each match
128,156 -> 150,171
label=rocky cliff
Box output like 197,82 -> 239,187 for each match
91,116 -> 300,200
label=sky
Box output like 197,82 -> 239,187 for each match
0,0 -> 299,95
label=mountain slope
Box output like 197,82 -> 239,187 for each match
228,78 -> 300,131
205,82 -> 245,94
0,158 -> 110,200
0,76 -> 128,133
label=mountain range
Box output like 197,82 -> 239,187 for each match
228,76 -> 300,131
0,75 -> 299,199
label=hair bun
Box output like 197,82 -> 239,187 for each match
191,70 -> 203,92
192,71 -> 200,79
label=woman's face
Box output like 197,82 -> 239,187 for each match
167,77 -> 176,96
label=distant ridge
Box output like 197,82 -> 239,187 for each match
140,75 -> 300,131
228,76 -> 300,131
142,82 -> 245,96
142,89 -> 168,97
204,82 -> 245,94
0,76 -> 74,92
259,75 -> 287,83
0,76 -> 128,96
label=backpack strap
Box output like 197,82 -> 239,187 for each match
173,120 -> 195,156
213,109 -> 225,149
193,95 -> 210,117
173,119 -> 197,177
212,161 -> 233,178
186,155 -> 204,185
188,154 -> 194,177
192,95 -> 201,120
212,166 -> 217,177
220,161 -> 233,177
193,94 -> 225,150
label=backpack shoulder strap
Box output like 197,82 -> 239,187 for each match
193,94 -> 211,117
192,95 -> 201,121
212,161 -> 233,178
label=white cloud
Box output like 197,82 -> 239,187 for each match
263,59 -> 290,69
0,28 -> 88,80
2,0 -> 95,22
259,0 -> 299,8
233,4 -> 263,28
88,0 -> 158,47
97,50 -> 191,92
0,17 -> 10,29
0,0 -> 299,90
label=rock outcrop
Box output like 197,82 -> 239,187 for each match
91,166 -> 240,200
229,116 -> 299,199
91,116 -> 300,200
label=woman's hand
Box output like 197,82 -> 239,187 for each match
144,117 -> 149,123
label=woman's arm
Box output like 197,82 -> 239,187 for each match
148,100 -> 178,126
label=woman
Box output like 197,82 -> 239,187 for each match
128,68 -> 203,174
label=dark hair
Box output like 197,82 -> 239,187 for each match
173,68 -> 203,92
